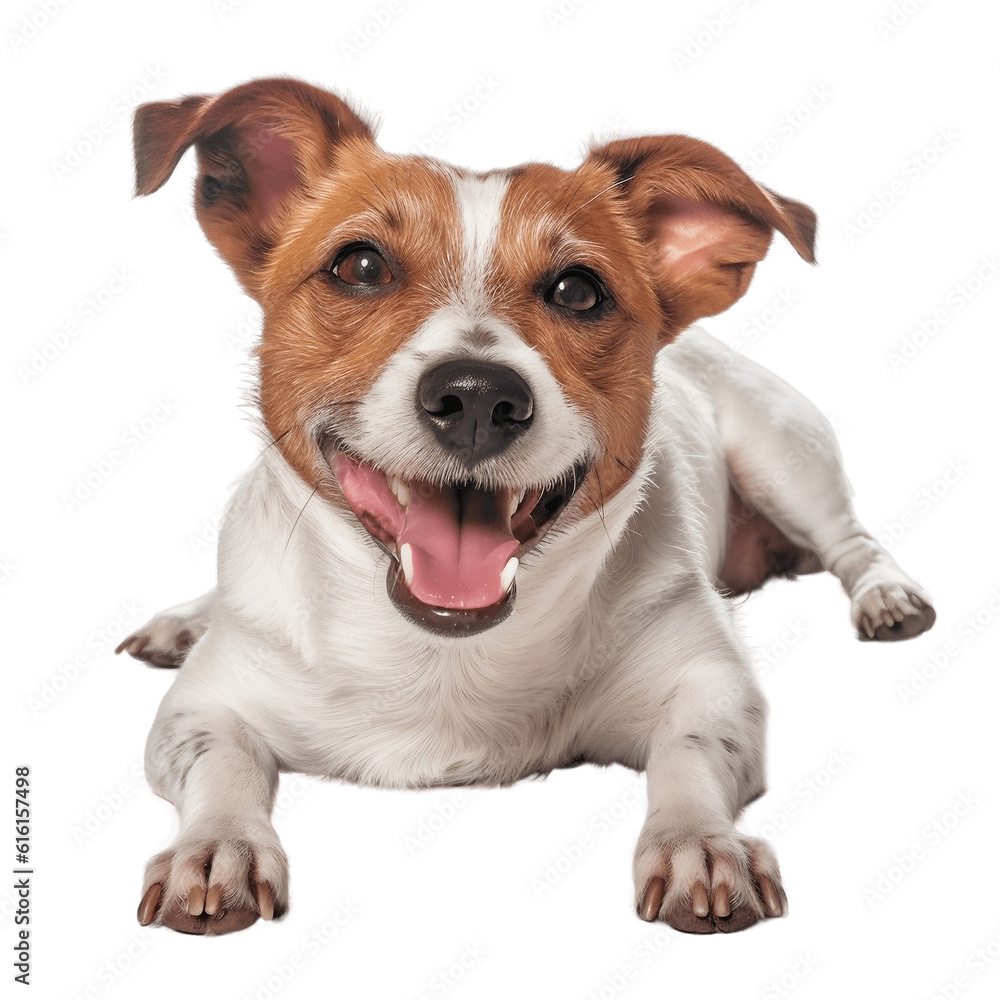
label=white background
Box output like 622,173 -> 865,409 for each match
5,0 -> 999,997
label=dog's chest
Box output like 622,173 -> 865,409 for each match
273,631 -> 590,788
216,424 -> 679,788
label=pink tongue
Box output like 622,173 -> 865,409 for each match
332,456 -> 517,610
399,484 -> 518,609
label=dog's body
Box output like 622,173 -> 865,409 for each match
122,78 -> 934,936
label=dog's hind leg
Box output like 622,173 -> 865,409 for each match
116,589 -> 216,667
671,330 -> 936,640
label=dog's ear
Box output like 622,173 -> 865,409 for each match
132,77 -> 375,292
584,135 -> 816,337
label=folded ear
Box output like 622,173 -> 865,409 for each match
584,135 -> 817,337
132,77 -> 375,292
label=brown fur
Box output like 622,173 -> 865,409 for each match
255,147 -> 464,492
133,79 -> 818,535
490,163 -> 662,516
585,136 -> 816,335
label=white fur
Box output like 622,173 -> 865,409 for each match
451,170 -> 509,313
128,175 -> 934,931
323,167 -> 596,492
337,302 -> 597,492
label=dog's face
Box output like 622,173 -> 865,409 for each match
134,78 -> 815,635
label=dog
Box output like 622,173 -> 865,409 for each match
119,77 -> 935,936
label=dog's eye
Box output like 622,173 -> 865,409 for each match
546,269 -> 605,313
331,245 -> 392,286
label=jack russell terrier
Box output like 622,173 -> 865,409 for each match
119,77 -> 935,935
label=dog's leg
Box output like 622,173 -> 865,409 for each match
116,588 -> 215,667
719,385 -> 935,640
675,331 -> 936,640
625,634 -> 784,933
137,680 -> 288,935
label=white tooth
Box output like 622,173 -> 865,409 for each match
388,476 -> 410,507
400,543 -> 414,586
500,557 -> 518,592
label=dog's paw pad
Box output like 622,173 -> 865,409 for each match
116,617 -> 204,668
853,582 -> 936,642
636,833 -> 786,935
138,835 -> 288,935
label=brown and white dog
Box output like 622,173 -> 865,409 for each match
119,78 -> 935,935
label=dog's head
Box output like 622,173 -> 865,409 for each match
133,77 -> 815,637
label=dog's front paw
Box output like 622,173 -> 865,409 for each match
851,570 -> 936,642
137,826 -> 288,935
634,829 -> 786,934
116,611 -> 206,667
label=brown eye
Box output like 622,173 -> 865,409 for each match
332,245 -> 392,286
547,269 -> 605,312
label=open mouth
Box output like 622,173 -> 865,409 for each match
329,452 -> 588,636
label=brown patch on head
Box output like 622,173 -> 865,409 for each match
134,80 -> 819,533
481,137 -> 817,521
133,78 -> 468,492
254,148 -> 463,486
488,161 -> 663,517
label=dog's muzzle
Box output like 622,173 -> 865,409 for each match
324,361 -> 587,637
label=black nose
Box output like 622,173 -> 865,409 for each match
418,360 -> 534,466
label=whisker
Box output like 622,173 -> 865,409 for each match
258,427 -> 292,460
566,175 -> 633,220
283,486 -> 319,555
592,467 -> 613,549
558,161 -> 592,218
